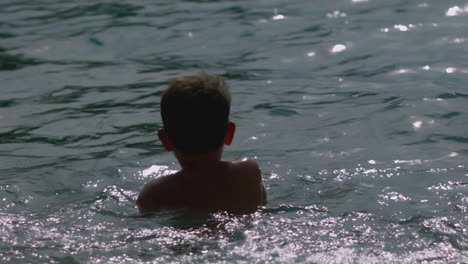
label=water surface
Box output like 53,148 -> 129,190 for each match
1,0 -> 467,263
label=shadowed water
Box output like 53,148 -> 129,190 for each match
1,0 -> 467,263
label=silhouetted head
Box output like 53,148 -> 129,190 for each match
160,72 -> 232,155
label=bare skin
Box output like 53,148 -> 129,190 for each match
137,123 -> 266,214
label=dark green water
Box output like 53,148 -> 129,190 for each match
1,0 -> 467,263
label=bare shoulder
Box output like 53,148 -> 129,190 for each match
228,158 -> 267,210
231,158 -> 261,178
228,158 -> 263,188
136,172 -> 181,212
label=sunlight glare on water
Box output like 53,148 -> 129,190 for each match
0,0 -> 467,263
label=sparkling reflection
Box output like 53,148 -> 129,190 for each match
327,10 -> 347,18
330,44 -> 347,53
445,67 -> 456,73
446,5 -> 468,17
1,0 -> 468,262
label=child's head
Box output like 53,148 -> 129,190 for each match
160,72 -> 233,155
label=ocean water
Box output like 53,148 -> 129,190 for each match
1,0 -> 467,263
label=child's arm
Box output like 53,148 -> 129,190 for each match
136,179 -> 159,212
137,175 -> 174,212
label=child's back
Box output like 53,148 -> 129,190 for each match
138,159 -> 265,214
137,72 -> 266,214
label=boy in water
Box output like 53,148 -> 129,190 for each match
137,72 -> 266,214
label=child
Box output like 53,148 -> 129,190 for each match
137,72 -> 266,214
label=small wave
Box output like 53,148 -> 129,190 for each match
26,3 -> 143,22
0,53 -> 42,71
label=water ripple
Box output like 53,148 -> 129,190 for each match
1,0 -> 468,262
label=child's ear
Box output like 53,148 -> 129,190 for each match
158,128 -> 174,152
224,121 -> 236,146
